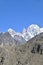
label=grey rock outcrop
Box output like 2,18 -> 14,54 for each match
0,32 -> 26,46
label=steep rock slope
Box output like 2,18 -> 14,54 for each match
0,33 -> 43,65
0,32 -> 26,46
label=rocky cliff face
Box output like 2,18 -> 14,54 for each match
0,32 -> 26,46
0,33 -> 43,65
0,24 -> 43,46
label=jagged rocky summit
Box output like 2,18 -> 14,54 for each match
0,24 -> 43,46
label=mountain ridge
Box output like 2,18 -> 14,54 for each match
8,24 -> 43,41
0,32 -> 43,65
0,24 -> 43,46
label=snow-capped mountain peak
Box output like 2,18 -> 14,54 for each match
8,28 -> 23,37
8,24 -> 43,41
28,24 -> 40,29
22,24 -> 43,41
27,24 -> 40,36
8,28 -> 16,37
8,28 -> 26,45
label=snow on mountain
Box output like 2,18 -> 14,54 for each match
8,28 -> 26,44
8,28 -> 23,37
40,28 -> 43,32
22,28 -> 27,37
27,24 -> 40,36
22,24 -> 43,41
8,24 -> 43,41
8,28 -> 16,37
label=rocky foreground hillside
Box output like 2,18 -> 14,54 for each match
0,33 -> 43,65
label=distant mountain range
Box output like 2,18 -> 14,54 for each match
0,27 -> 43,65
8,24 -> 43,41
0,24 -> 43,46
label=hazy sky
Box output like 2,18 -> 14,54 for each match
0,0 -> 43,32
